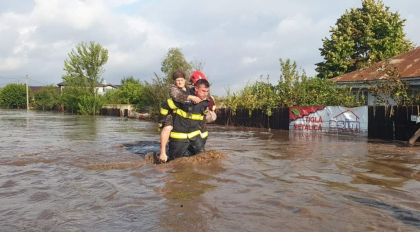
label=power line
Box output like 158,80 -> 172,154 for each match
0,76 -> 25,85
28,77 -> 48,86
0,82 -> 14,85
0,76 -> 59,86
0,75 -> 26,79
0,80 -> 25,85
0,77 -> 22,79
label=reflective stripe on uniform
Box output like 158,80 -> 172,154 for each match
170,130 -> 201,139
170,130 -> 209,139
200,131 -> 208,138
160,108 -> 169,115
165,98 -> 205,120
173,109 -> 204,121
167,98 -> 177,109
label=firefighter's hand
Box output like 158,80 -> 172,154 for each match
189,95 -> 202,104
159,153 -> 168,163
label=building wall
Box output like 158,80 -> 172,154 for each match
103,86 -> 116,93
102,104 -> 133,111
58,85 -> 116,95
347,83 -> 420,105
96,87 -> 104,94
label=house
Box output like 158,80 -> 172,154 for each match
29,86 -> 60,97
57,81 -> 118,95
329,47 -> 420,105
29,86 -> 45,93
100,83 -> 118,94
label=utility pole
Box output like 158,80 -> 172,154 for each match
26,75 -> 29,110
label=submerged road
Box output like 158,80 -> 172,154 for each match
1,109 -> 420,231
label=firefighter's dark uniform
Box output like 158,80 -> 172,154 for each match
159,97 -> 209,161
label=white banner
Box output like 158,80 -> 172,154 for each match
289,106 -> 368,136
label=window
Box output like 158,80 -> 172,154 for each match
352,90 -> 369,105
409,89 -> 420,97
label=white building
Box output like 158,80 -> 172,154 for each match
57,81 -> 118,95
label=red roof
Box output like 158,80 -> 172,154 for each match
330,47 -> 420,82
29,86 -> 44,93
29,86 -> 60,93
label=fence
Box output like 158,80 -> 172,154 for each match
100,108 -> 123,117
368,105 -> 420,142
98,104 -> 420,142
215,108 -> 289,130
100,104 -> 133,117
216,106 -> 420,142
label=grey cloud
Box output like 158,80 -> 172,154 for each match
0,0 -> 35,14
0,28 -> 19,56
139,0 -> 420,95
1,0 -> 420,96
30,22 -> 142,48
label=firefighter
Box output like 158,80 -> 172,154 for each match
158,79 -> 210,162
189,71 -> 217,123
158,70 -> 202,160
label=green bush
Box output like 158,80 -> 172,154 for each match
0,83 -> 27,108
33,85 -> 60,110
78,94 -> 106,115
222,59 -> 360,114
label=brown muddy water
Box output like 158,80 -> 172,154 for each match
1,109 -> 420,232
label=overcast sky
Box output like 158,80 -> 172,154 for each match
0,0 -> 419,96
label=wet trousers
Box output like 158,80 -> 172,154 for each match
167,136 -> 207,161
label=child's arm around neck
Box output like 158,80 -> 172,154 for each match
169,84 -> 190,103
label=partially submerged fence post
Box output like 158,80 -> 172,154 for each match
409,128 -> 420,145
368,105 -> 420,143
408,105 -> 420,145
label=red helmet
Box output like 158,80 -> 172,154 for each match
190,71 -> 207,85
208,95 -> 216,111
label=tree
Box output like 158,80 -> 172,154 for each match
190,58 -> 206,71
161,48 -> 192,82
142,48 -> 192,117
103,76 -> 146,110
117,76 -> 146,107
367,61 -> 410,105
63,41 -> 109,91
142,73 -> 169,116
61,41 -> 109,114
278,58 -> 307,106
278,59 -> 360,107
103,88 -> 121,104
60,86 -> 84,114
228,76 -> 279,116
33,85 -> 60,110
222,58 -> 360,111
316,0 -> 414,79
121,76 -> 140,85
0,83 -> 27,108
77,94 -> 106,115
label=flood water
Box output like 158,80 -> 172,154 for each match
1,109 -> 420,231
